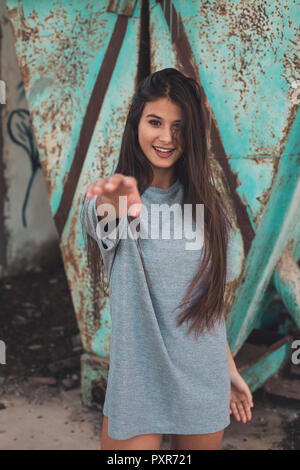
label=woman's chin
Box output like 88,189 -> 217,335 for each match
149,158 -> 176,169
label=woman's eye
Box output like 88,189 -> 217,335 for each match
149,120 -> 181,129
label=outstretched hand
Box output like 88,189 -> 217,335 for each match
85,173 -> 142,219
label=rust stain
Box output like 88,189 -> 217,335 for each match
7,3 -> 113,209
250,157 -> 279,227
106,0 -> 137,17
280,103 -> 299,156
275,246 -> 300,313
251,102 -> 300,225
54,14 -> 130,239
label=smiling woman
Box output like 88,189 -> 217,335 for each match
80,68 -> 252,450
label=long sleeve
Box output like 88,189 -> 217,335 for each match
80,194 -> 128,281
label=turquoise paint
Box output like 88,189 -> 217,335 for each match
6,0 -> 299,403
241,341 -> 292,392
91,297 -> 111,359
227,107 -> 300,354
252,283 -> 278,330
6,0 -> 143,380
165,0 -> 299,357
70,0 -> 141,365
117,0 -> 138,15
233,158 -> 275,228
6,0 -> 119,214
176,0 -> 299,159
272,263 -> 300,328
172,0 -> 300,231
150,0 -> 178,70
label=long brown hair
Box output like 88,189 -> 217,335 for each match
81,68 -> 233,341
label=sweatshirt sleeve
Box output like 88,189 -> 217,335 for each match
80,194 -> 128,281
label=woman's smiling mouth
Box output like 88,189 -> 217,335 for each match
152,146 -> 175,158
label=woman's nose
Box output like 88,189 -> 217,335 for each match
158,127 -> 173,144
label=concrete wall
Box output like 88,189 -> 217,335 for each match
0,1 -> 59,278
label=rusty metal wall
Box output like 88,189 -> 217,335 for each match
5,0 -> 300,400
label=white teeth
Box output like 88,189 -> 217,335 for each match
154,146 -> 174,153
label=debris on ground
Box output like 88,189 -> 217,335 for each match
0,260 -> 300,450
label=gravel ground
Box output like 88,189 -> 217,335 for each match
0,260 -> 299,450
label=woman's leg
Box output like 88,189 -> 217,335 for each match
101,415 -> 163,450
170,429 -> 224,450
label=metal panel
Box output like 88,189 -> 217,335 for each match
149,0 -> 300,356
5,0 -> 300,401
6,0 -> 141,374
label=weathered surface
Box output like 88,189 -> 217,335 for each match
5,0 -> 300,398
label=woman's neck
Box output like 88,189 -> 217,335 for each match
150,172 -> 177,190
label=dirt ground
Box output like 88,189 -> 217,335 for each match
0,259 -> 300,450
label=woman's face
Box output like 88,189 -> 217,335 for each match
137,97 -> 184,173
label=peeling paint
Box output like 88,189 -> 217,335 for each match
5,0 -> 300,401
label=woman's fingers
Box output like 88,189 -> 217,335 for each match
93,174 -> 121,194
86,180 -> 105,199
243,400 -> 252,421
90,180 -> 107,197
86,175 -> 138,199
122,176 -> 136,188
85,174 -> 142,218
102,174 -> 125,192
230,401 -> 240,421
86,184 -> 96,199
230,398 -> 252,423
246,389 -> 254,408
245,405 -> 252,422
237,401 -> 248,423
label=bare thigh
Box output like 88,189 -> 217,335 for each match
170,429 -> 224,450
101,415 -> 163,450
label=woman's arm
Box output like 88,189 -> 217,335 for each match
227,339 -> 254,423
227,339 -> 238,373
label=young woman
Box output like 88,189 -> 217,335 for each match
81,68 -> 253,450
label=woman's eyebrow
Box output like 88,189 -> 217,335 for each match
146,113 -> 181,122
